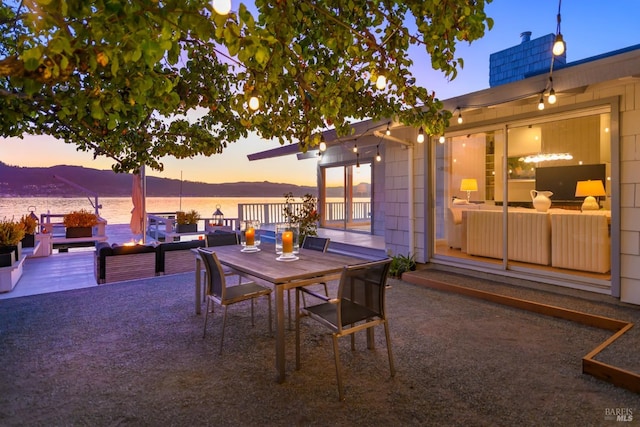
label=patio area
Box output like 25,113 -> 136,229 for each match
1,268 -> 638,425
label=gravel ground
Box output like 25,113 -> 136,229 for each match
0,270 -> 638,426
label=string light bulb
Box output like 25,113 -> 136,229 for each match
439,135 -> 445,144
548,88 -> 557,104
552,34 -> 565,56
538,94 -> 545,110
375,74 -> 387,90
248,90 -> 260,111
212,0 -> 231,15
319,135 -> 327,152
457,111 -> 463,124
353,143 -> 358,153
417,127 -> 424,143
385,122 -> 391,136
552,0 -> 565,56
376,145 -> 382,162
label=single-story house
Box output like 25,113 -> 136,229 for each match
251,32 -> 640,306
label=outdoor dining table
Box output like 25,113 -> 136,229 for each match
193,242 -> 371,383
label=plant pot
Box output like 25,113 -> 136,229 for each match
0,252 -> 13,268
176,224 -> 197,233
66,227 -> 92,238
21,233 -> 35,248
0,243 -> 20,265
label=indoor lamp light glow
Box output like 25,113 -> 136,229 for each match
460,178 -> 478,203
212,0 -> 231,15
575,180 -> 606,211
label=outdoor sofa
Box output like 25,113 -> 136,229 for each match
94,238 -> 209,284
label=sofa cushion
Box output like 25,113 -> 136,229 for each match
206,230 -> 239,247
160,239 -> 206,252
112,244 -> 158,256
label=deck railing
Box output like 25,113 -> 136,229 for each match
238,201 -> 371,224
146,212 -> 238,241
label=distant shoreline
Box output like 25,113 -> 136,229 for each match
0,162 -> 320,198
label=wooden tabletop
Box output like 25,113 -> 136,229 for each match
202,243 -> 373,285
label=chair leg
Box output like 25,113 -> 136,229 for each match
383,321 -> 396,377
202,298 -> 210,339
332,334 -> 344,401
220,305 -> 228,354
295,288 -> 301,370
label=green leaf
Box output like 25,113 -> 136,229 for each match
90,100 -> 104,120
22,46 -> 43,71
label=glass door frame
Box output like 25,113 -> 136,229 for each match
319,161 -> 372,232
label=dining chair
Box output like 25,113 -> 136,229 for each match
198,248 -> 272,354
295,258 -> 394,401
286,236 -> 331,329
204,230 -> 242,297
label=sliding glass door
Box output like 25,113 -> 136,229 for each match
321,163 -> 372,232
432,108 -> 612,288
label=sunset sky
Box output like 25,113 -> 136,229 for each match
2,1 -> 640,187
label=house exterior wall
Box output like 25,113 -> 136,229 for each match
384,142 -> 427,263
383,78 -> 640,305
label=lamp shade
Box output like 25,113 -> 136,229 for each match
575,180 -> 606,211
460,179 -> 478,192
575,180 -> 606,197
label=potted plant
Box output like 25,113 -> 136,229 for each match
283,192 -> 320,245
63,209 -> 99,238
388,253 -> 416,278
0,218 -> 25,267
19,214 -> 38,248
176,209 -> 200,233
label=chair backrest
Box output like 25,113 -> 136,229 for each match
337,258 -> 392,324
206,231 -> 239,247
301,235 -> 330,252
198,248 -> 227,300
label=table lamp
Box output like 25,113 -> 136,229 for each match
575,180 -> 606,211
460,178 -> 478,203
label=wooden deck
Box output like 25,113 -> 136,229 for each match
0,225 -> 386,300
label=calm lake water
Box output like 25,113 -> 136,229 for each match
1,196 -> 285,225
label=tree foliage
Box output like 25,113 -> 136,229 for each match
0,0 -> 493,173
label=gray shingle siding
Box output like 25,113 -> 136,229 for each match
489,33 -> 565,87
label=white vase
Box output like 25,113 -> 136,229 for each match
530,190 -> 553,212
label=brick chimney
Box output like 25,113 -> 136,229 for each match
489,32 -> 566,87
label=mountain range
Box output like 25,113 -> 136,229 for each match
0,162 -> 319,197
